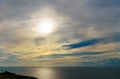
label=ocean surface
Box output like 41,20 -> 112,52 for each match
0,67 -> 120,79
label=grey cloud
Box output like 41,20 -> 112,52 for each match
33,37 -> 46,45
0,48 -> 19,65
52,0 -> 120,42
63,34 -> 120,49
98,58 -> 120,65
37,52 -> 105,59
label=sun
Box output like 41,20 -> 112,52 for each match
39,17 -> 55,34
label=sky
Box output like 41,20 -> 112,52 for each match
0,0 -> 120,66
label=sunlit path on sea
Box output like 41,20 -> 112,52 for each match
33,68 -> 61,79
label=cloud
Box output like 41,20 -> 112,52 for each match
75,58 -> 120,66
98,58 -> 120,65
3,54 -> 19,65
37,52 -> 105,59
63,34 -> 120,49
0,48 -> 19,65
63,39 -> 102,49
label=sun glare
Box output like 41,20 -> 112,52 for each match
39,17 -> 55,34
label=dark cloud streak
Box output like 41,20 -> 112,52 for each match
63,34 -> 120,49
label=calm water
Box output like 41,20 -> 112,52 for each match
0,67 -> 120,79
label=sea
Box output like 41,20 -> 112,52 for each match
0,67 -> 120,79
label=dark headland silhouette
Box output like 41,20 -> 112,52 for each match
0,71 -> 37,79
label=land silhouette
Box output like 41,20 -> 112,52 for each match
0,71 -> 37,79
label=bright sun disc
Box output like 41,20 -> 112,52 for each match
39,17 -> 54,34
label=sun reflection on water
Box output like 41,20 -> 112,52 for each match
34,68 -> 60,79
